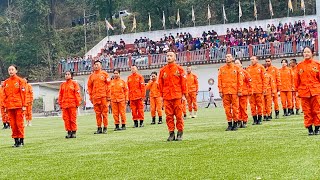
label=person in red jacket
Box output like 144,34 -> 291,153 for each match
24,77 -> 33,126
3,65 -> 26,147
58,71 -> 82,138
279,59 -> 294,116
0,80 -> 9,129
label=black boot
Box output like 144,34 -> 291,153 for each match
176,131 -> 183,141
266,115 -> 271,121
6,122 -> 10,129
239,121 -> 244,128
214,103 -> 217,107
263,115 -> 267,121
296,109 -> 300,115
242,121 -> 247,128
12,138 -> 20,147
232,121 -> 238,131
287,109 -> 292,116
94,127 -> 102,134
308,126 -> 314,136
226,122 -> 233,131
65,131 -> 72,138
133,120 -> 139,128
139,120 -> 144,127
167,131 -> 175,141
290,109 -> 294,115
2,123 -> 6,129
20,138 -> 24,146
283,109 -> 288,116
252,116 -> 257,125
158,116 -> 163,124
71,131 -> 76,138
121,124 -> 126,130
151,117 -> 156,125
314,126 -> 320,135
257,115 -> 262,125
183,114 -> 187,119
102,127 -> 107,134
205,103 -> 210,108
114,124 -> 121,131
269,112 -> 272,119
275,110 -> 280,119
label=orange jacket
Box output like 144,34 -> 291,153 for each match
26,83 -> 33,104
266,65 -> 281,91
58,79 -> 82,109
246,63 -> 266,94
127,72 -> 146,100
218,63 -> 243,95
186,73 -> 198,93
87,70 -> 110,104
239,68 -> 252,96
146,80 -> 161,98
264,73 -> 277,95
159,63 -> 187,100
110,78 -> 128,102
279,66 -> 294,92
295,59 -> 320,98
3,75 -> 26,109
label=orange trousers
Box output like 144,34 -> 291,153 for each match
301,96 -> 320,128
1,106 -> 9,123
249,93 -> 263,116
222,94 -> 239,121
150,97 -> 163,117
292,92 -> 301,110
62,107 -> 77,131
25,104 -> 32,121
111,101 -> 126,125
280,91 -> 293,109
187,91 -> 198,112
263,94 -> 272,116
182,99 -> 187,115
8,108 -> 24,138
93,99 -> 109,127
272,94 -> 280,111
164,99 -> 184,132
130,99 -> 144,121
238,96 -> 249,122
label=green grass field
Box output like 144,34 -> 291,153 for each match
0,108 -> 319,179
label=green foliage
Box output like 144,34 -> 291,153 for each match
33,97 -> 44,113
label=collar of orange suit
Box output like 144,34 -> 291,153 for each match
9,74 -> 18,79
167,62 -> 176,67
304,58 -> 314,63
94,69 -> 102,74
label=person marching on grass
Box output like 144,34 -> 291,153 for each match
110,69 -> 128,131
290,58 -> 301,115
279,59 -> 294,116
145,71 -> 163,124
24,77 -> 33,127
58,71 -> 82,138
294,46 -> 320,135
3,65 -> 26,147
205,87 -> 217,108
186,65 -> 199,118
0,80 -> 10,129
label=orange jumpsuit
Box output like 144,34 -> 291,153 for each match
25,83 -> 33,121
0,86 -> 9,124
218,63 -> 242,122
295,59 -> 320,128
291,66 -> 301,111
246,63 -> 266,117
87,70 -> 110,128
279,66 -> 294,109
3,75 -> 26,138
110,78 -> 128,125
58,80 -> 82,131
146,80 -> 162,118
238,68 -> 252,123
159,63 -> 187,132
266,65 -> 281,112
263,73 -> 276,117
186,73 -> 198,113
127,73 -> 146,121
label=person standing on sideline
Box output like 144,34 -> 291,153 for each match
110,69 -> 128,131
146,71 -> 163,124
0,80 -> 9,129
58,71 -> 82,138
295,46 -> 320,135
186,65 -> 199,118
290,58 -> 301,115
159,50 -> 187,141
3,65 -> 26,147
205,87 -> 217,108
127,65 -> 146,128
87,60 -> 111,134
246,56 -> 266,125
218,54 -> 242,131
265,57 -> 281,119
24,78 -> 33,126
234,59 -> 252,128
279,59 -> 294,116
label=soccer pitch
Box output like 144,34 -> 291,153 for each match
0,108 -> 319,179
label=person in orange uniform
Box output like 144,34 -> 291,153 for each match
127,65 -> 146,128
218,54 -> 242,131
24,78 -> 33,126
246,56 -> 266,125
262,72 -> 276,121
110,69 -> 128,131
0,80 -> 9,129
159,50 -> 187,141
3,65 -> 26,147
87,60 -> 111,134
235,59 -> 252,128
265,57 -> 281,119
186,65 -> 199,118
290,58 -> 301,115
146,71 -> 163,124
58,71 -> 82,138
182,98 -> 187,119
295,46 -> 320,135
279,59 -> 294,116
